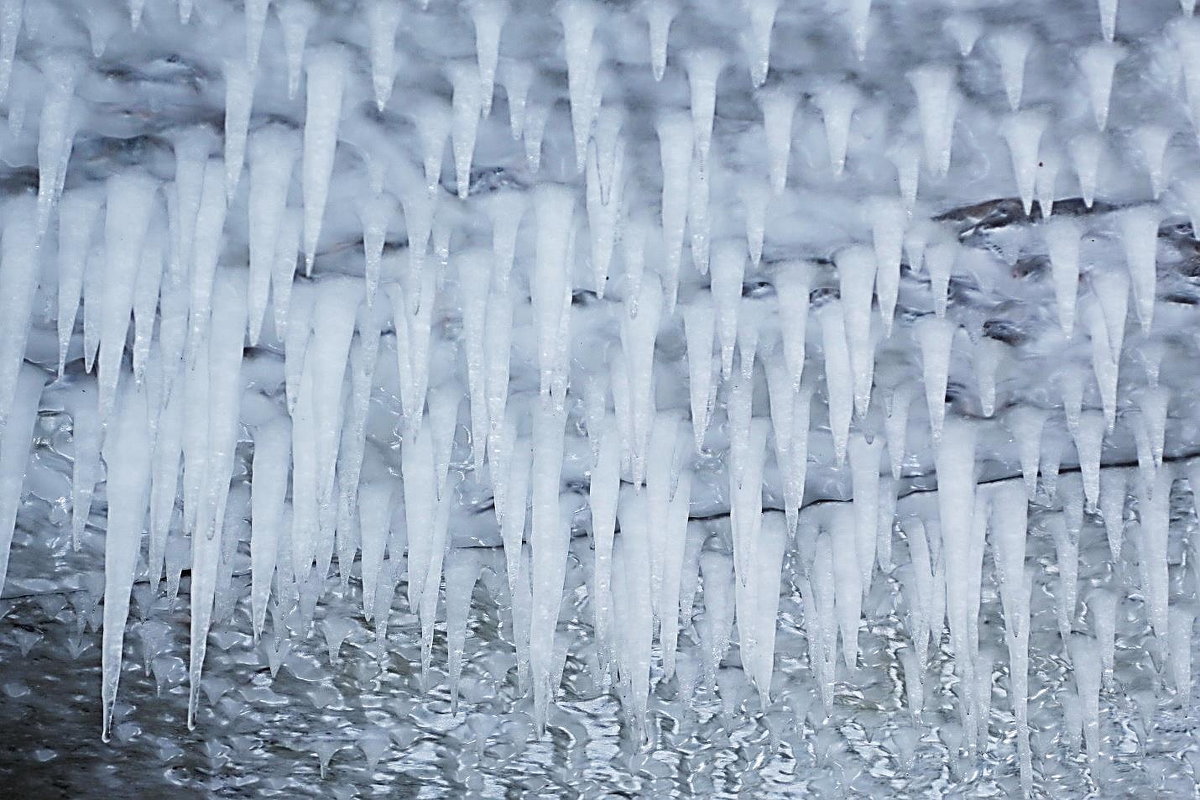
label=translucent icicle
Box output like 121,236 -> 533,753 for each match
816,83 -> 859,176
277,0 -> 316,100
589,421 -> 619,668
0,365 -> 43,596
740,177 -> 769,266
885,382 -> 913,480
558,0 -> 601,173
450,61 -> 484,199
915,316 -> 955,442
1098,0 -> 1117,41
925,241 -> 956,318
56,188 -> 102,375
989,28 -> 1032,111
0,0 -> 22,101
759,88 -> 796,195
1075,411 -> 1106,511
683,292 -> 717,451
974,337 -> 1003,418
250,419 -> 290,639
444,548 -> 481,710
909,65 -> 960,176
1117,206 -> 1159,332
367,0 -> 402,110
35,54 -> 80,236
1099,468 -> 1126,560
1078,42 -> 1124,131
1043,217 -> 1082,337
820,300 -> 854,465
100,380 -> 152,742
685,49 -> 724,165
944,13 -> 982,57
835,245 -> 877,417
644,0 -> 675,81
1069,132 -> 1103,209
223,59 -> 255,199
711,241 -> 746,380
302,46 -> 348,272
500,59 -> 532,139
531,184 -> 574,398
586,109 -> 624,296
1002,110 -> 1046,216
774,261 -> 810,389
247,126 -> 299,343
657,112 -> 692,309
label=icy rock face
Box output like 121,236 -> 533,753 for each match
5,0 -> 1200,797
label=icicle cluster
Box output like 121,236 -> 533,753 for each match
3,0 -> 1200,794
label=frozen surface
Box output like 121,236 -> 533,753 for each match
3,0 -> 1200,797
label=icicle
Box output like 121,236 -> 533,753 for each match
56,188 -> 102,375
188,160 -> 228,350
819,300 -> 854,465
1137,385 -> 1169,468
223,59 -> 255,199
1099,468 -> 1127,560
739,177 -> 769,268
98,172 -> 158,418
885,382 -> 913,480
35,54 -> 80,236
621,277 -> 663,483
450,60 -> 485,199
944,13 -> 982,56
529,398 -> 568,728
973,337 -> 1002,418
531,184 -> 574,399
845,0 -> 872,60
100,380 -> 152,742
588,420 -> 619,669
644,0 -> 675,81
1078,42 -> 1124,131
915,316 -> 955,443
500,59 -> 532,139
559,0 -> 601,172
849,433 -> 883,596
835,245 -> 877,417
302,46 -> 348,272
688,150 -> 712,275
1138,466 -> 1172,645
586,108 -> 624,295
1117,205 -> 1160,332
758,88 -> 797,196
683,293 -> 717,451
685,49 -> 723,166
278,0 -> 316,100
925,240 -> 956,318
250,419 -> 290,639
989,28 -> 1033,111
774,261 -> 811,389
147,382 -> 182,583
523,102 -> 550,172
816,83 -> 859,176
1070,132 -> 1103,209
0,365 -> 44,595
1098,0 -> 1117,41
909,65 -> 960,176
367,0 -> 402,110
711,241 -> 746,380
1043,217 -> 1082,337
132,222 -> 164,381
484,190 -> 526,296
657,111 -> 692,310
867,197 -> 904,336
827,504 -> 863,669
0,0 -> 21,101
247,126 -> 299,343
1058,363 -> 1085,438
1002,110 -> 1047,216
444,548 -> 481,709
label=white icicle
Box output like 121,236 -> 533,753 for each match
367,0 -> 402,110
685,49 -> 723,165
944,13 -> 982,57
56,188 -> 102,374
908,65 -> 960,176
816,83 -> 859,176
247,125 -> 299,343
869,196 -> 905,336
1075,410 -> 1106,511
644,0 -> 675,81
444,547 -> 481,710
1097,0 -> 1117,41
277,0 -> 316,100
885,382 -> 913,480
683,292 -> 717,451
558,0 -> 601,172
484,190 -> 526,296
829,504 -> 863,669
586,108 -> 624,295
774,261 -> 810,389
250,419 -> 290,639
844,0 -> 872,60
1117,205 -> 1160,332
132,222 -> 164,381
759,88 -> 796,196
223,59 -> 255,199
740,177 -> 769,267
1002,110 -> 1046,216
244,0 -> 270,69
0,0 -> 22,101
849,432 -> 883,595
500,59 -> 532,139
100,380 -> 152,742
589,420 -> 619,668
1070,131 -> 1103,209
98,172 -> 158,418
835,245 -> 877,417
1043,216 -> 1082,337
1059,362 -> 1085,437
711,240 -> 746,380
35,54 -> 80,236
302,46 -> 348,272
532,184 -> 575,398
189,159 -> 229,349
1138,466 -> 1172,646
820,300 -> 854,465
529,399 -> 568,728
915,316 -> 955,442
1137,385 -> 1169,468
1133,124 -> 1171,199
621,278 -> 663,483
657,111 -> 692,309
989,28 -> 1033,111
1099,468 -> 1127,560
1078,41 -> 1124,131
450,60 -> 485,199
0,365 -> 44,598
974,337 -> 1003,418
925,240 -> 956,318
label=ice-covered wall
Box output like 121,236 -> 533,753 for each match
2,0 -> 1200,796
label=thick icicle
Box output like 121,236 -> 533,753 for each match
760,88 -> 796,195
1117,206 -> 1160,332
100,380 -> 152,741
0,196 -> 39,428
278,0 -> 316,100
302,46 -> 348,273
223,59 -> 255,198
558,0 -> 602,172
0,366 -> 44,598
367,0 -> 402,110
1002,110 -> 1046,215
711,241 -> 746,380
683,292 -> 717,451
644,0 -> 675,81
835,245 -> 877,416
915,316 -> 955,442
685,49 -> 723,165
56,188 -> 102,374
657,112 -> 692,309
1078,42 -> 1123,131
989,28 -> 1032,111
774,261 -> 810,389
744,0 -> 779,84
247,126 -> 299,343
1043,217 -> 1082,337
908,65 -> 960,176
816,83 -> 859,176
820,300 -> 854,464
250,419 -> 290,639
450,60 -> 484,199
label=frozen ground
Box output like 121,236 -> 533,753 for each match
2,0 -> 1200,796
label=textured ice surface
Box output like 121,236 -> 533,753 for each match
4,0 -> 1200,797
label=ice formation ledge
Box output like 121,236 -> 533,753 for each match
3,0 -> 1200,796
